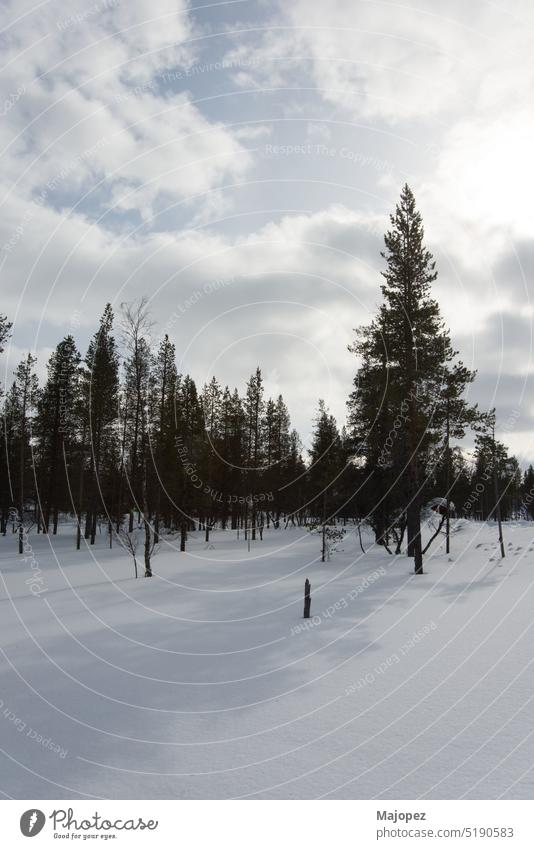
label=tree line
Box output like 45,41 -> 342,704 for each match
0,185 -> 530,575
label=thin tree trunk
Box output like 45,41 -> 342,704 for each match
142,443 -> 152,576
407,499 -> 423,572
76,440 -> 85,551
357,521 -> 366,554
144,519 -> 151,575
18,375 -> 28,556
90,511 -> 97,545
116,395 -> 129,533
154,511 -> 160,545
394,514 -> 407,555
422,513 -> 446,555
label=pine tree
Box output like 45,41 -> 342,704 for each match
471,422 -> 521,522
150,335 -> 178,541
0,315 -> 12,395
120,299 -> 154,533
220,386 -> 246,529
281,428 -> 306,526
308,400 -> 344,560
175,375 -> 203,550
348,184 -> 476,572
243,368 -> 265,540
522,465 -> 534,519
6,355 -> 40,552
200,376 -> 223,540
34,336 -> 81,534
81,304 -> 119,546
0,315 -> 13,533
263,394 -> 291,525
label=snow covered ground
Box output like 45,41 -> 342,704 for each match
1,519 -> 534,799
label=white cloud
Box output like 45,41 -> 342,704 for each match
224,0 -> 495,122
0,0 -> 252,225
224,0 -> 534,259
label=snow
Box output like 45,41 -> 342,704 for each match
1,519 -> 534,799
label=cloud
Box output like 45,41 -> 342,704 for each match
224,0 -> 534,261
224,0 -> 514,122
0,0 -> 252,226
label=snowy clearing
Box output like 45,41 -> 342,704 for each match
1,520 -> 534,799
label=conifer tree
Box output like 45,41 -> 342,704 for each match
0,315 -> 12,393
522,465 -> 534,518
281,428 -> 306,526
176,375 -> 203,549
471,427 -> 521,521
120,299 -> 154,532
0,315 -> 12,533
263,394 -> 291,524
348,184 -> 476,572
81,304 -> 119,545
220,386 -> 246,529
308,400 -> 344,560
150,335 -> 178,541
34,336 -> 81,534
243,368 -> 265,540
200,376 -> 223,540
5,354 -> 40,552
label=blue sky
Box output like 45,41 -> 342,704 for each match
0,0 -> 533,456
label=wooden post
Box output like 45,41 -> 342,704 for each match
303,578 -> 311,619
445,396 -> 450,555
492,420 -> 505,559
321,491 -> 326,562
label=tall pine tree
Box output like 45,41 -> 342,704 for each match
349,185 -> 476,572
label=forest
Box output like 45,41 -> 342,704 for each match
0,186 -> 531,576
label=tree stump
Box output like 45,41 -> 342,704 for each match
303,578 -> 311,618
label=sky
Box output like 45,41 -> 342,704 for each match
0,0 -> 533,458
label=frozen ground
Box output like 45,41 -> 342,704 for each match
1,519 -> 534,799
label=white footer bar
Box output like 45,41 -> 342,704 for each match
3,799 -> 534,848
